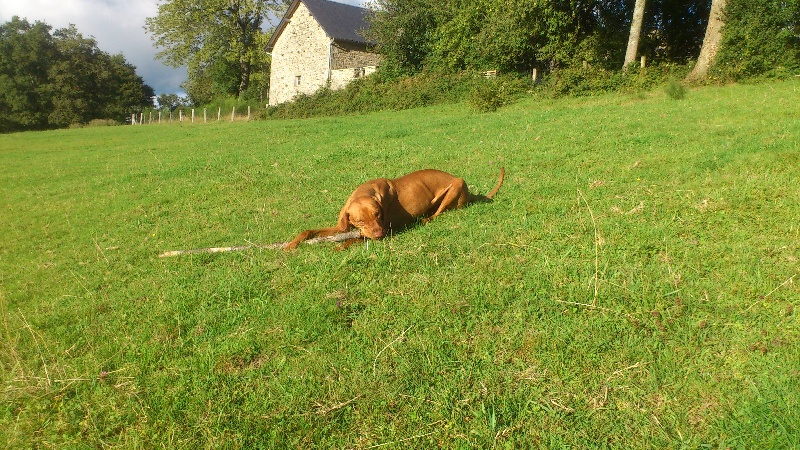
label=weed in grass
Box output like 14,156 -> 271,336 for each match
665,77 -> 687,100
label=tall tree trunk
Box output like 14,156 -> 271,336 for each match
687,0 -> 727,81
239,60 -> 251,96
623,0 -> 646,70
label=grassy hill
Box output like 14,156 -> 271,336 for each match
2,80 -> 799,448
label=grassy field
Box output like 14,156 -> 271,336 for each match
2,80 -> 799,448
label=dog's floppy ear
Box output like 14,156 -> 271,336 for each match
337,205 -> 351,231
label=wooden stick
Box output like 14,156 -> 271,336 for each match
158,230 -> 362,258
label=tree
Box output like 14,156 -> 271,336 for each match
366,0 -> 441,75
157,93 -> 185,111
687,0 -> 727,81
0,17 -> 57,132
48,26 -> 104,125
366,0 -> 732,75
145,0 -> 286,102
367,0 -> 602,75
48,25 -> 154,126
623,0 -> 646,69
0,17 -> 153,132
97,54 -> 156,121
713,0 -> 800,79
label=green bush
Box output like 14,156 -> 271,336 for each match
67,118 -> 122,129
262,63 -> 699,119
263,70 -> 480,119
88,118 -> 121,127
536,64 -> 692,98
468,76 -> 530,112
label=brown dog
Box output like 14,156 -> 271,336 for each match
285,167 -> 505,250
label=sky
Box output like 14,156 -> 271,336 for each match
0,0 -> 365,96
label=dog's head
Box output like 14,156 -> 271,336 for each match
342,196 -> 385,239
338,180 -> 393,240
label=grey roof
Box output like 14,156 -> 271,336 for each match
266,0 -> 374,51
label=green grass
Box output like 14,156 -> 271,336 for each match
2,80 -> 799,448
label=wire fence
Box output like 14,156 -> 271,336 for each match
131,105 -> 264,125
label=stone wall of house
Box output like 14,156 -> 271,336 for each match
268,2 -> 330,106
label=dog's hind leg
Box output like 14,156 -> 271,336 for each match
423,178 -> 470,223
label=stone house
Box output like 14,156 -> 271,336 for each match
266,0 -> 383,106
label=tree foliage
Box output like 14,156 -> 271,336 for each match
145,0 -> 287,105
0,17 -> 154,133
156,93 -> 187,111
367,0 -> 799,81
367,0 -> 590,74
713,0 -> 800,78
0,17 -> 56,131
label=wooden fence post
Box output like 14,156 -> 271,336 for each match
131,113 -> 136,125
191,109 -> 195,123
217,107 -> 221,121
158,111 -> 162,124
640,55 -> 647,68
231,107 -> 236,122
179,110 -> 183,122
247,106 -> 251,121
204,108 -> 207,123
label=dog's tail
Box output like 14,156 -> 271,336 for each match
485,167 -> 505,199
